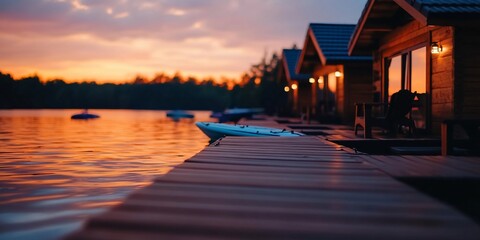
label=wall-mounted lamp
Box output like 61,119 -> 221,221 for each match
334,70 -> 342,77
317,76 -> 324,84
284,86 -> 290,92
431,42 -> 443,54
291,83 -> 298,90
309,77 -> 315,84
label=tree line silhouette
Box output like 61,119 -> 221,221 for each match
0,52 -> 287,114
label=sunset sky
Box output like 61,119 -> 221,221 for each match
0,0 -> 367,84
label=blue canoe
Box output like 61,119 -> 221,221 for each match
166,110 -> 194,119
71,110 -> 100,120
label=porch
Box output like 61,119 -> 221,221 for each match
268,117 -> 479,156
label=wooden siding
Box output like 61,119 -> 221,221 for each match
372,52 -> 382,102
378,21 -> 429,56
454,27 -> 480,118
297,81 -> 312,116
431,26 -> 455,133
344,62 -> 374,123
372,19 -> 457,134
336,66 -> 345,120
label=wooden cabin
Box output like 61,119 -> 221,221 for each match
297,23 -> 373,123
349,0 -> 480,135
277,49 -> 311,117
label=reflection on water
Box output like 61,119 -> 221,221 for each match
0,109 -> 210,239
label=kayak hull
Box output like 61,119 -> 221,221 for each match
195,122 -> 304,140
166,110 -> 194,119
71,113 -> 100,119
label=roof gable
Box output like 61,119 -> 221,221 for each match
297,23 -> 372,73
311,23 -> 372,64
281,49 -> 310,82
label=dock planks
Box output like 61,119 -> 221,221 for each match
66,136 -> 480,240
357,154 -> 480,178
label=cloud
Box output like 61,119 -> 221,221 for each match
0,0 -> 368,83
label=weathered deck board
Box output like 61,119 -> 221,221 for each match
178,162 -> 384,175
358,154 -> 480,178
65,136 -> 480,240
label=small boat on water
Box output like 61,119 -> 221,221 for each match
166,110 -> 194,119
71,109 -> 100,120
210,108 -> 264,123
195,121 -> 304,140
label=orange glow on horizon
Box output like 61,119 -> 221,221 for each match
4,68 -> 242,85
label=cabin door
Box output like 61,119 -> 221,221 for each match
385,46 -> 428,131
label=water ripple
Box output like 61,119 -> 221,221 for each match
0,109 -> 211,240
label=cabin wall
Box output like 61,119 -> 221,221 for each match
431,26 -> 455,133
311,64 -> 372,123
454,27 -> 480,119
297,81 -> 312,117
373,20 -> 455,134
372,52 -> 382,103
343,62 -> 373,123
312,65 -> 339,122
336,65 -> 345,120
375,21 -> 430,104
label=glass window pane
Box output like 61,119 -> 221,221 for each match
326,73 -> 337,113
411,47 -> 427,129
327,72 -> 337,93
388,55 -> 402,99
411,47 -> 426,94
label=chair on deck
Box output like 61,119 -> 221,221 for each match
354,90 -> 416,138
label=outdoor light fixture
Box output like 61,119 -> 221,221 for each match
334,71 -> 342,77
291,83 -> 298,90
317,76 -> 324,84
431,42 -> 443,54
309,77 -> 315,83
284,86 -> 290,92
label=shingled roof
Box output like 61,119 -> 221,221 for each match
397,0 -> 480,25
281,49 -> 310,82
297,23 -> 371,73
310,23 -> 372,63
414,0 -> 480,14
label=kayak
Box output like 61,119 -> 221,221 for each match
210,108 -> 264,123
166,110 -> 194,119
71,109 -> 100,120
195,121 -> 304,140
71,113 -> 100,119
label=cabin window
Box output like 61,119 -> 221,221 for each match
388,55 -> 402,100
326,72 -> 337,114
316,73 -> 336,117
410,47 -> 426,94
385,46 -> 428,129
410,47 -> 427,129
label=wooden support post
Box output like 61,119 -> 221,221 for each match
441,119 -> 480,156
441,121 -> 453,156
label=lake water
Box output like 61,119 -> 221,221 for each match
0,109 -> 211,240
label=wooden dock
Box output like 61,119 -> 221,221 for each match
66,136 -> 480,240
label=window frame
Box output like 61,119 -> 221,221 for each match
383,44 -> 430,131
